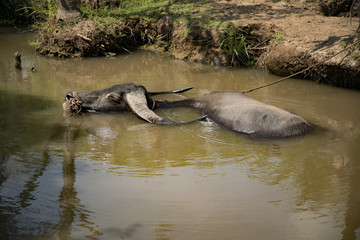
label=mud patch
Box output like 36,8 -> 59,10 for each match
266,45 -> 315,78
265,44 -> 360,89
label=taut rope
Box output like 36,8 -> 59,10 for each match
150,99 -> 156,110
242,39 -> 360,94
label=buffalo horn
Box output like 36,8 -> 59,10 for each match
125,90 -> 205,125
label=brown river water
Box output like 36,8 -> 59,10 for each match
1,32 -> 360,240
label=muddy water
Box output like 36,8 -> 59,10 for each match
1,32 -> 360,240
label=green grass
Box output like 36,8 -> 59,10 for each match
18,0 -> 57,23
77,0 -> 218,41
80,0 -> 214,26
81,0 -> 169,19
339,33 -> 360,60
28,41 -> 38,47
12,0 -> 58,31
271,32 -> 286,46
0,0 -> 58,26
0,19 -> 15,27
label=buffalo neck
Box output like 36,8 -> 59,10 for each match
154,99 -> 195,109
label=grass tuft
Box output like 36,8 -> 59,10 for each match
220,26 -> 250,66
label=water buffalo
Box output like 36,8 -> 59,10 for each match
155,91 -> 314,138
63,83 -> 313,138
63,82 -> 205,124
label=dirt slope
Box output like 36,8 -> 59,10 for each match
210,0 -> 360,88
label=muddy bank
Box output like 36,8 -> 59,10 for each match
265,43 -> 360,89
34,1 -> 360,89
35,18 -> 156,58
35,17 -> 273,62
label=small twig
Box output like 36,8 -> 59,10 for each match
114,42 -> 132,53
77,33 -> 92,42
242,39 -> 360,94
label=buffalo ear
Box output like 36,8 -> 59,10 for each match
107,92 -> 121,103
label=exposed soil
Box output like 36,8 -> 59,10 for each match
35,0 -> 360,89
36,17 -> 157,58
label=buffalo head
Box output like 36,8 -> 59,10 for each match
63,82 -> 205,124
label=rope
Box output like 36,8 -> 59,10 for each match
242,39 -> 360,94
69,98 -> 83,116
150,99 -> 156,110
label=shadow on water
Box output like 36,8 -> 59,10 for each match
341,136 -> 360,240
55,118 -> 142,239
0,91 -> 58,185
0,113 -> 103,239
56,123 -> 104,239
55,124 -> 80,240
0,91 -> 58,238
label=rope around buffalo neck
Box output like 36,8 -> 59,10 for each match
242,39 -> 360,94
69,98 -> 83,116
150,99 -> 156,110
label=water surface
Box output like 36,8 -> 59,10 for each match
1,32 -> 360,240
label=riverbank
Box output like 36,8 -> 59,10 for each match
33,0 -> 360,89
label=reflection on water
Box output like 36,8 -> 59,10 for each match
0,32 -> 360,240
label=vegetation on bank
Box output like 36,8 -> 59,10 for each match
78,0 -> 260,67
1,0 -> 220,28
5,0 -> 359,64
25,0 -> 263,66
2,0 -> 256,65
0,0 -> 57,26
